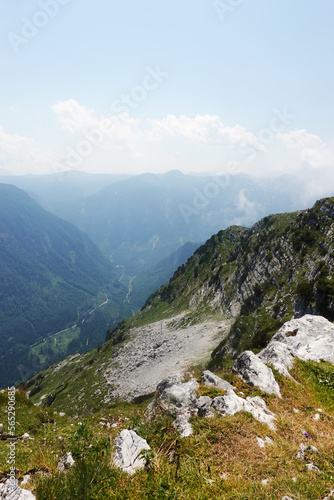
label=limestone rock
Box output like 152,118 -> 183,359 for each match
158,375 -> 199,437
196,396 -> 213,417
306,462 -> 322,473
0,479 -> 36,499
259,315 -> 334,377
114,430 -> 150,475
160,378 -> 199,411
57,452 -> 75,473
232,351 -> 281,397
212,391 -> 276,429
297,443 -> 319,460
173,413 -> 193,438
201,370 -> 234,393
257,436 -> 274,448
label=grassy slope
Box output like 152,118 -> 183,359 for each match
1,358 -> 334,499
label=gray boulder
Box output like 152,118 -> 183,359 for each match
233,351 -> 281,397
0,479 -> 36,499
201,370 -> 234,393
114,429 -> 150,475
259,315 -> 334,377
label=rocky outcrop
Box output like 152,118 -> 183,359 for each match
114,430 -> 150,475
259,315 -> 334,377
157,373 -> 199,437
152,369 -> 276,435
232,351 -> 281,397
212,392 -> 276,430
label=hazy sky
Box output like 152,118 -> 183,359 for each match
1,0 -> 334,187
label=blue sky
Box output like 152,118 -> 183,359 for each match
1,0 -> 334,193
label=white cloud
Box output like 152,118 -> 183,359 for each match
52,99 -> 97,132
147,114 -> 264,150
0,126 -> 32,153
277,129 -> 333,169
277,129 -> 324,150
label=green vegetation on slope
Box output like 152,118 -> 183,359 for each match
0,184 -> 132,387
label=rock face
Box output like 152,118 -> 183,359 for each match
233,351 -> 281,397
114,430 -> 150,475
0,479 -> 36,499
259,315 -> 334,377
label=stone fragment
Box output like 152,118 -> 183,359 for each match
0,479 -> 36,499
57,452 -> 75,473
306,462 -> 322,473
233,351 -> 281,397
297,443 -> 319,460
114,429 -> 150,475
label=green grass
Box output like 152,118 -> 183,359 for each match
1,356 -> 334,499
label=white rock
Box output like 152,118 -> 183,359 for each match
201,370 -> 234,393
57,452 -> 75,473
259,315 -> 334,377
114,429 -> 150,475
297,443 -> 319,460
323,489 -> 334,499
282,497 -> 294,500
257,436 -> 274,448
21,433 -> 30,440
0,479 -> 36,499
173,413 -> 193,438
158,375 -> 199,437
314,413 -> 320,421
306,462 -> 322,473
262,478 -> 269,485
59,412 -> 66,417
21,475 -> 31,486
212,391 -> 276,429
233,351 -> 281,397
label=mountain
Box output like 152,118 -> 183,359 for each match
25,196 -> 334,416
69,170 -> 307,274
0,184 -> 131,387
2,170 -> 324,310
0,171 -> 131,221
130,241 -> 201,309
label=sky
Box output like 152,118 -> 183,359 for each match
1,0 -> 334,193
